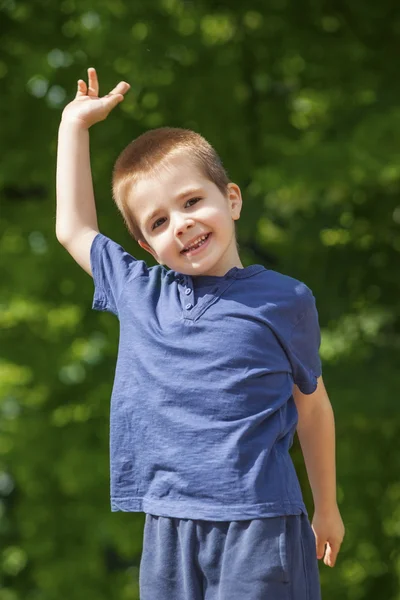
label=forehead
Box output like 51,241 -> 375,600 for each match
128,154 -> 208,223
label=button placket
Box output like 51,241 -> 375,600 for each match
177,276 -> 195,316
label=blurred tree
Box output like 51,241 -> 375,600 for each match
1,0 -> 399,598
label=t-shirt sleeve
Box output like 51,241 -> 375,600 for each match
288,285 -> 322,394
90,232 -> 147,317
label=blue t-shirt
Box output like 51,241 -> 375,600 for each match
90,233 -> 322,521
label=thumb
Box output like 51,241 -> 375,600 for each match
315,535 -> 326,560
102,93 -> 124,114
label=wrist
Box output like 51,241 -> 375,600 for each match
313,499 -> 339,515
60,116 -> 90,132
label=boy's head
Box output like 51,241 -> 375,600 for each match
112,127 -> 242,276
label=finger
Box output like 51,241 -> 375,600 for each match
76,79 -> 87,97
324,542 -> 340,568
108,81 -> 131,97
87,67 -> 99,96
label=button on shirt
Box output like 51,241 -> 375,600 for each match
90,233 -> 322,520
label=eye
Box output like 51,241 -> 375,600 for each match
185,197 -> 202,208
152,217 -> 166,230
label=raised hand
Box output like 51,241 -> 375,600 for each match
61,67 -> 130,129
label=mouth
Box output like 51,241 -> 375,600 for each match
180,233 -> 211,256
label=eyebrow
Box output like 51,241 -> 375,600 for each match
144,187 -> 204,227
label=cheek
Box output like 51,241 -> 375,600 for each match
157,232 -> 175,255
200,205 -> 225,224
207,208 -> 231,230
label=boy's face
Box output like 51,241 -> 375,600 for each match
127,154 -> 243,276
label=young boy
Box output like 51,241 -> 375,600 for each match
56,68 -> 345,600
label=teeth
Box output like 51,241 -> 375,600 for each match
184,234 -> 208,252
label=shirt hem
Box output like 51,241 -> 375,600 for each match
110,496 -> 308,521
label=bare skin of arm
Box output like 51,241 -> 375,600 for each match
293,376 -> 345,567
56,68 -> 130,275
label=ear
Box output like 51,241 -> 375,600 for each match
138,239 -> 160,261
227,183 -> 242,221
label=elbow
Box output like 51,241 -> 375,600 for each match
56,228 -> 76,247
56,230 -> 69,246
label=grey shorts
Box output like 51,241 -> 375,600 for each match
139,512 -> 321,600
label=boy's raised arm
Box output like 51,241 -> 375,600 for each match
55,68 -> 130,276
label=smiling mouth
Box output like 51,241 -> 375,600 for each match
180,233 -> 211,254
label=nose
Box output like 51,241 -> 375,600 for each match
173,212 -> 195,237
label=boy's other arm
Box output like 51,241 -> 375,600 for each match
55,68 -> 130,276
293,377 -> 345,567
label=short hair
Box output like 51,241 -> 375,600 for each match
112,127 -> 230,242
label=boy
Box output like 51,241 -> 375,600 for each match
56,68 -> 345,600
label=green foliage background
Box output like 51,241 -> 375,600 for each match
1,0 -> 400,598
